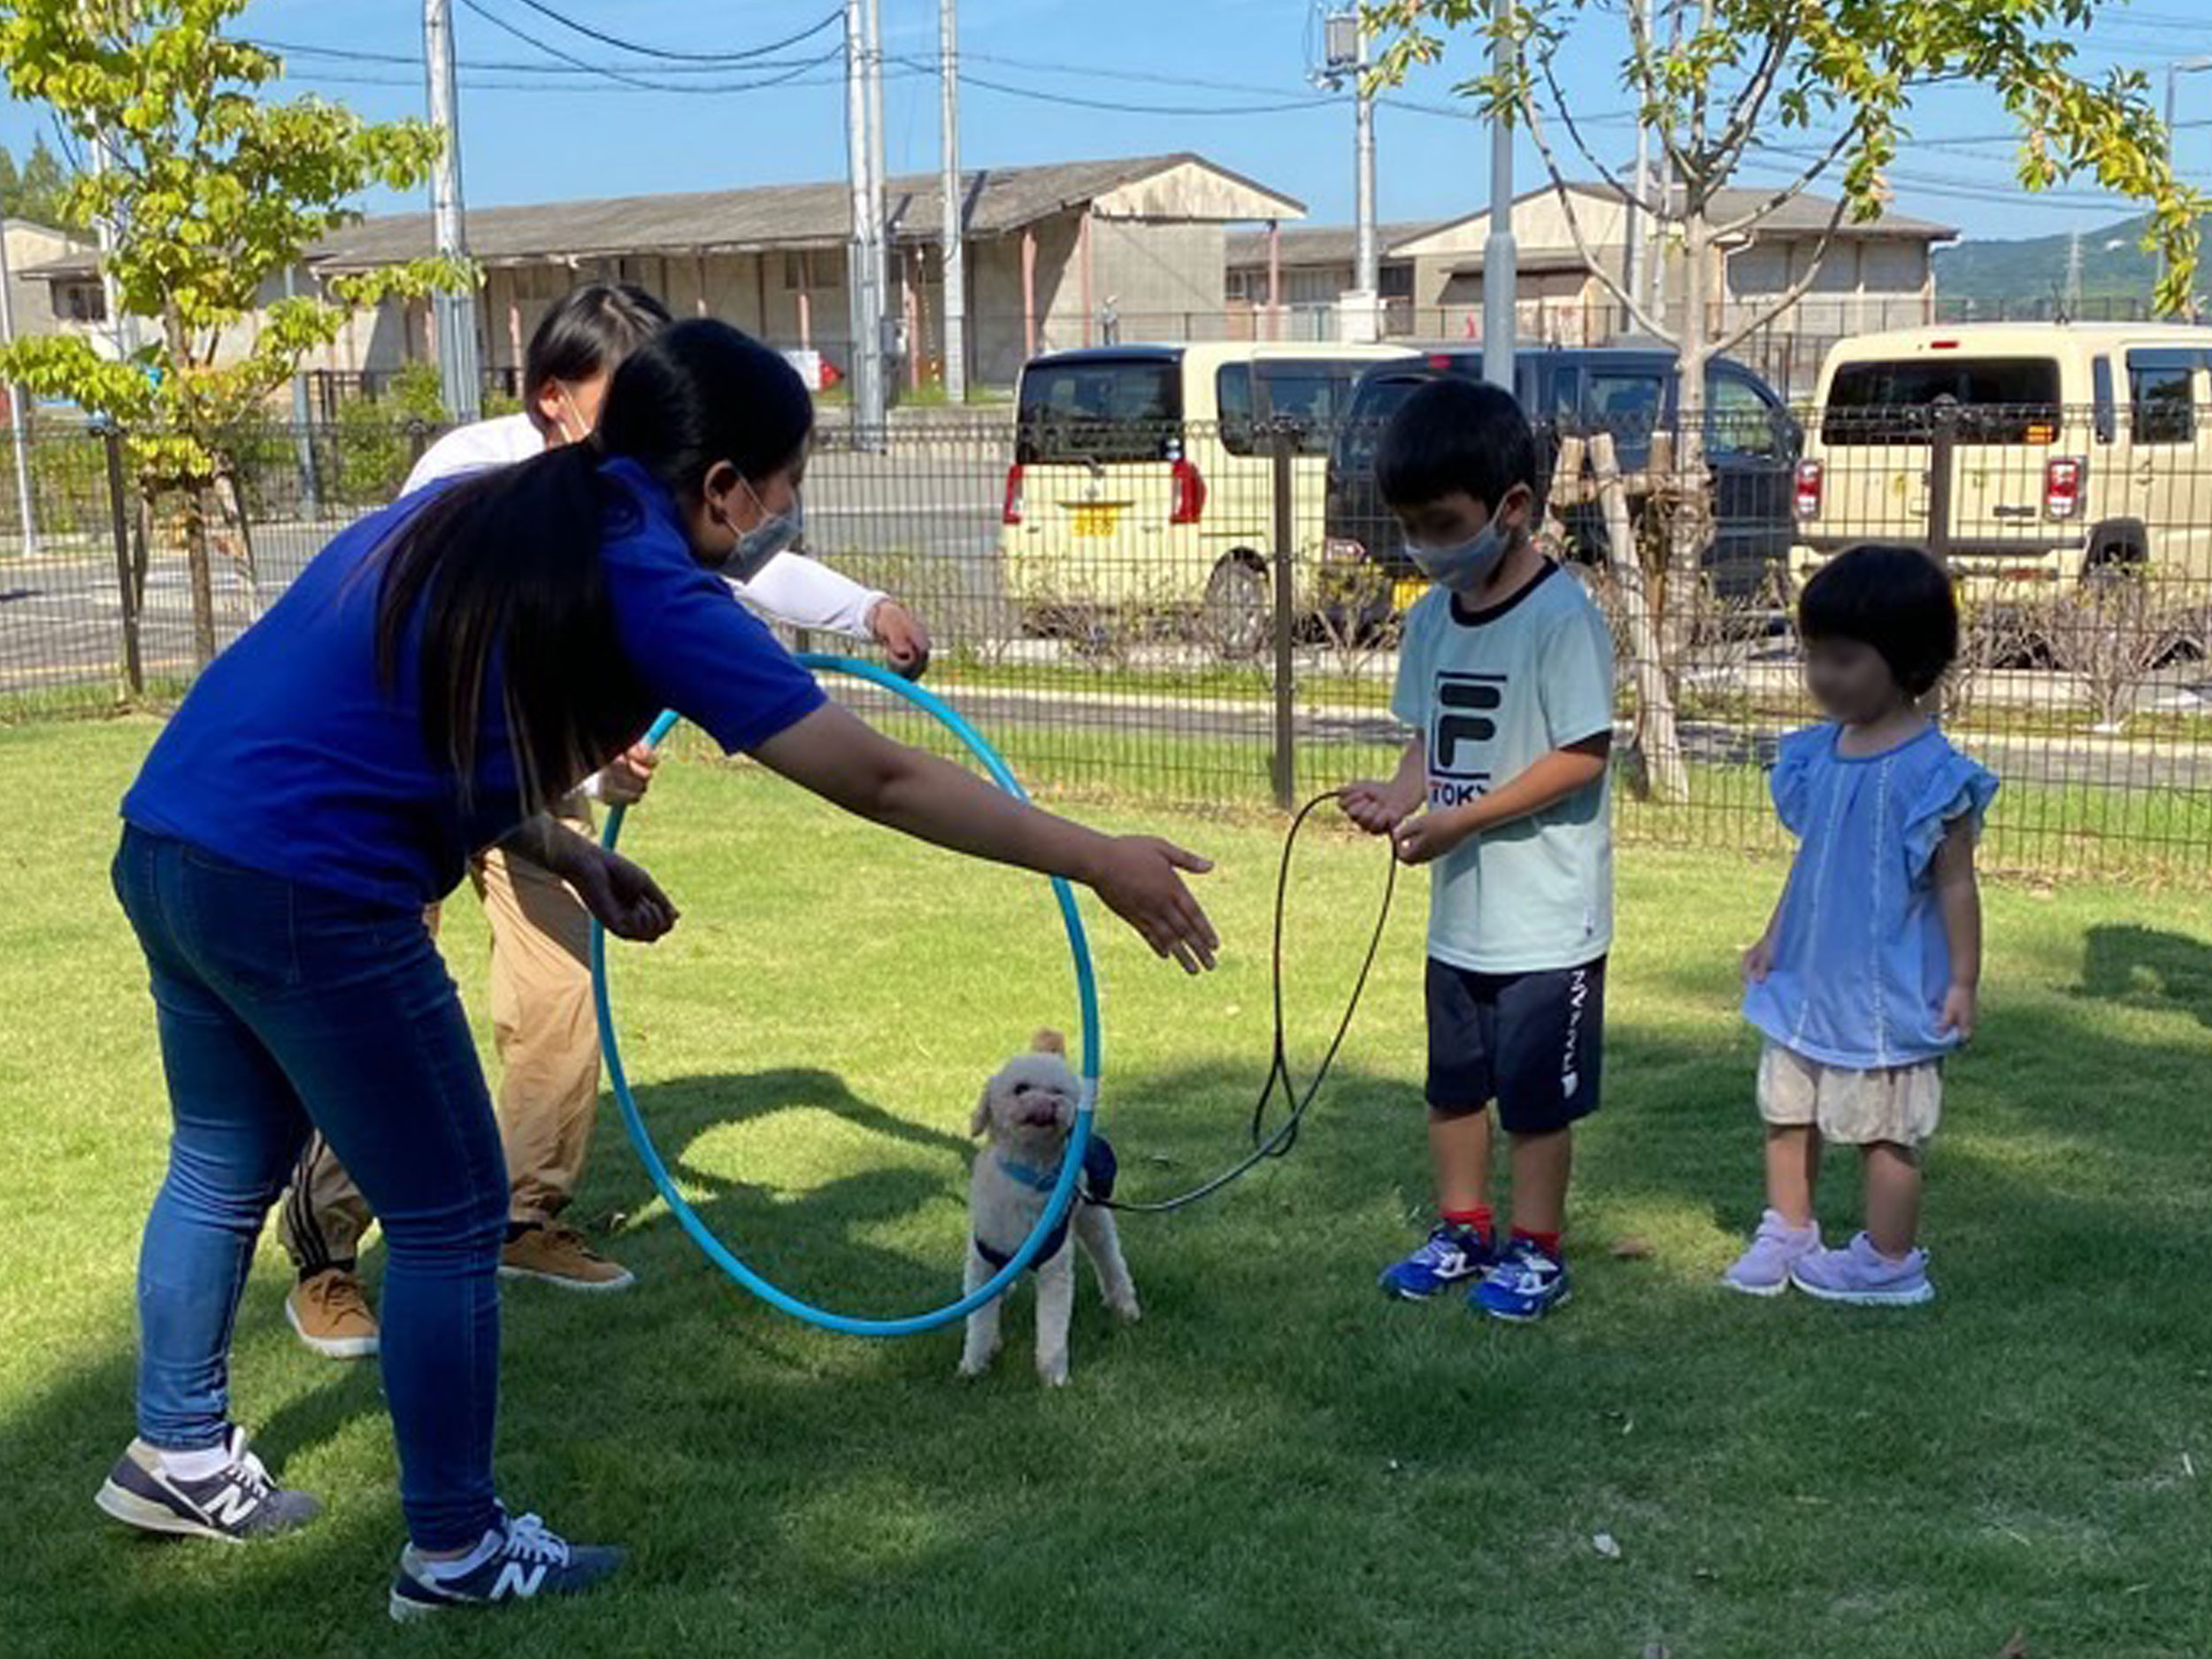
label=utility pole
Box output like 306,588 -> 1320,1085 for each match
2064,228 -> 2084,319
1320,11 -> 1379,342
939,0 -> 966,401
844,0 -> 886,441
1481,0 -> 1517,389
0,219 -> 39,556
424,0 -> 481,421
1624,0 -> 1651,334
2165,56 -> 2212,315
866,0 -> 895,401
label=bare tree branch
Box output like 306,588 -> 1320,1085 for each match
1709,120 -> 1861,241
1706,25 -> 1793,181
1517,89 -> 1674,340
1540,47 -> 1663,216
1709,187 -> 1854,356
1631,0 -> 1701,204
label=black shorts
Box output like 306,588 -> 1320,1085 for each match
1425,956 -> 1607,1134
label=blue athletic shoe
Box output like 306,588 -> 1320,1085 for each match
388,1509 -> 623,1621
1471,1239 -> 1571,1322
1379,1223 -> 1497,1300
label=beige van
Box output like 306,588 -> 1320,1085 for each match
1792,322 -> 2212,589
1000,341 -> 1416,652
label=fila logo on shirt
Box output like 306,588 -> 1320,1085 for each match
1432,672 -> 1505,780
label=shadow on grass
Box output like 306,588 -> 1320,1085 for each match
2073,922 -> 2212,1029
8,1002 -> 2211,1656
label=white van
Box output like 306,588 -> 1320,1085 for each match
1792,322 -> 2212,588
999,341 -> 1417,652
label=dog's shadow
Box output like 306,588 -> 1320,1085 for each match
607,1067 -> 977,1310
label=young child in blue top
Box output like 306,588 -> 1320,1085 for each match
1341,378 -> 1616,1323
1725,543 -> 1997,1307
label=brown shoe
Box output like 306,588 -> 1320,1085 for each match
499,1223 -> 635,1293
285,1269 -> 380,1360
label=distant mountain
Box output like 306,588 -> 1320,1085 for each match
1931,213 -> 2200,310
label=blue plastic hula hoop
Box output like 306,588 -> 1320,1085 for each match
589,653 -> 1101,1337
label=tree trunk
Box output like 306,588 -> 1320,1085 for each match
182,484 -> 217,667
1591,431 -> 1687,802
216,468 -> 263,623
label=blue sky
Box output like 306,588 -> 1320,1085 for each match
4,0 -> 2208,250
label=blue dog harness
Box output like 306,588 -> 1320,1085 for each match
975,1134 -> 1118,1271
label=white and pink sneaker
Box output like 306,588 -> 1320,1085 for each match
1789,1232 -> 1934,1306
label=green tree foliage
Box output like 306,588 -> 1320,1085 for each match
0,0 -> 471,665
1367,0 -> 2208,800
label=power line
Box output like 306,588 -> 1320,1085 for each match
457,0 -> 840,93
935,62 -> 1333,117
250,35 -> 830,77
494,0 -> 840,64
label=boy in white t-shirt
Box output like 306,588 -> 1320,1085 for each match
1340,377 -> 1616,1323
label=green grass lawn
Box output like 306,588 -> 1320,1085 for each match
3,717 -> 2209,1658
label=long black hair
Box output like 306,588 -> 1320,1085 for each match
523,281 -> 672,406
373,319 -> 816,810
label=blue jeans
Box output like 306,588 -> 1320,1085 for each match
112,826 -> 508,1549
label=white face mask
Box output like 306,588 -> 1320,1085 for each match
1405,519 -> 1509,595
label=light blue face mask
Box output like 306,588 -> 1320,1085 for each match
716,480 -> 805,582
1405,518 -> 1508,595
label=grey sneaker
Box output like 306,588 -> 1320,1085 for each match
1723,1210 -> 1822,1297
389,1509 -> 624,1621
1789,1232 -> 1935,1307
95,1426 -> 321,1542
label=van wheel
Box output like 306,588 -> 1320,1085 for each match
1202,557 -> 1271,658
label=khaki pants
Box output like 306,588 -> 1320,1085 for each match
277,811 -> 603,1272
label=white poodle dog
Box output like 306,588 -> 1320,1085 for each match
959,1030 -> 1139,1386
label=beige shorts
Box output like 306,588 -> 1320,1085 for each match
1756,1043 -> 1943,1148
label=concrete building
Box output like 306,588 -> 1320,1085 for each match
1226,182 -> 1955,391
296,152 -> 1302,395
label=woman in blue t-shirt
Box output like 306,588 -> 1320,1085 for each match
99,320 -> 1218,1618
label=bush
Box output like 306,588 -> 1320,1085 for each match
323,362 -> 449,508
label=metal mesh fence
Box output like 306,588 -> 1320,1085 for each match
4,394 -> 2211,882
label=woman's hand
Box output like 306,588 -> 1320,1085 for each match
1084,836 -> 1218,973
567,845 -> 680,942
868,599 -> 933,680
596,741 -> 660,809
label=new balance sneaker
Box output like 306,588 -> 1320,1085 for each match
388,1509 -> 624,1621
1722,1210 -> 1823,1298
95,1426 -> 321,1542
1379,1222 -> 1497,1301
1471,1239 -> 1573,1323
499,1224 -> 635,1293
1788,1233 -> 1934,1307
285,1267 -> 380,1359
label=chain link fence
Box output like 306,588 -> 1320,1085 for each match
4,391 -> 2210,881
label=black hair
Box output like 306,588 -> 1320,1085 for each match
1797,543 -> 1959,698
522,281 -> 673,403
375,319 -> 814,810
1375,376 -> 1541,516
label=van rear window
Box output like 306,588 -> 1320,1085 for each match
1821,357 -> 2062,445
1016,358 -> 1183,465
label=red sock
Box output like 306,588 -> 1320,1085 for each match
1512,1227 -> 1563,1260
1442,1206 -> 1494,1239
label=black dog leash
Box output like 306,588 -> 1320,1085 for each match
1094,790 -> 1400,1215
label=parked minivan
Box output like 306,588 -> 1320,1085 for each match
1000,341 -> 1417,652
1792,322 -> 2212,589
1323,346 -> 1801,626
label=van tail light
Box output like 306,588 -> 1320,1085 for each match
1793,458 -> 1824,521
1002,463 -> 1025,526
1171,458 -> 1207,526
2045,456 -> 2085,520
